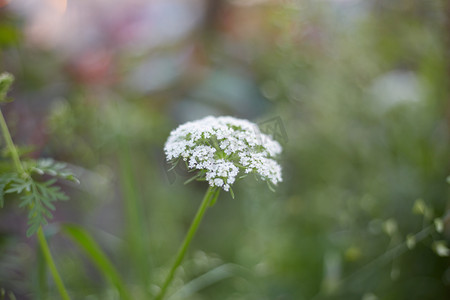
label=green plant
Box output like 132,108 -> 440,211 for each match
155,116 -> 283,300
0,73 -> 78,300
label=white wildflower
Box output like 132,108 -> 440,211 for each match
164,116 -> 283,191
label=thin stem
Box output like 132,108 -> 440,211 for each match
37,227 -> 71,300
0,108 -> 25,176
0,107 -> 71,300
155,186 -> 217,300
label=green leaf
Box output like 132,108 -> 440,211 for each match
0,162 -> 74,236
168,159 -> 180,171
27,224 -> 39,238
229,187 -> 235,199
267,181 -> 276,192
184,172 -> 202,185
10,178 -> 70,237
19,193 -> 33,208
61,224 -> 132,300
168,263 -> 251,299
28,158 -> 80,184
5,177 -> 31,194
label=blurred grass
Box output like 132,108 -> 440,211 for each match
118,136 -> 150,291
62,224 -> 131,300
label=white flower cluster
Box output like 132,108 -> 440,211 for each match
164,116 -> 282,191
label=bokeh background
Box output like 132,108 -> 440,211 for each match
0,0 -> 449,299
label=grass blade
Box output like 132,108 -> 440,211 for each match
61,224 -> 132,300
118,139 -> 150,289
168,263 -> 253,300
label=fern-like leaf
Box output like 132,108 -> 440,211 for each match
0,159 -> 78,236
27,158 -> 80,184
4,177 -> 31,194
24,179 -> 69,236
2,175 -> 70,236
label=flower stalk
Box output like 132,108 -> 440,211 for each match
155,186 -> 218,300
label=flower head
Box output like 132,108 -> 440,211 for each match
164,116 -> 282,192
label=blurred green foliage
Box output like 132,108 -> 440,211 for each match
0,1 -> 449,300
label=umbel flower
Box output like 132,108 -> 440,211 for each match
157,116 -> 283,300
164,116 -> 283,193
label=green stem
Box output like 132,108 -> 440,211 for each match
0,108 -> 25,176
37,227 -> 71,300
35,241 -> 47,300
155,186 -> 217,300
0,107 -> 71,300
